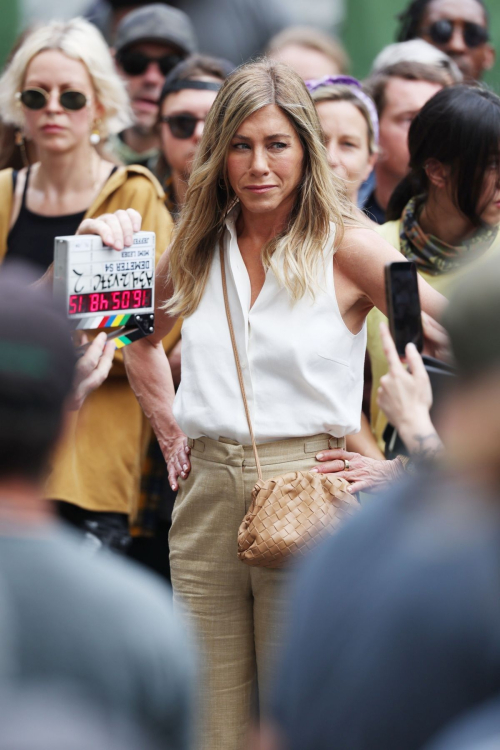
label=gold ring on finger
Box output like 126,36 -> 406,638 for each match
344,459 -> 350,471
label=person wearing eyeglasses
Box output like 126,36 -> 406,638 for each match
110,3 -> 197,173
157,55 -> 234,215
0,18 -> 177,552
396,0 -> 495,81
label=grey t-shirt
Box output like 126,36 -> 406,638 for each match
0,523 -> 194,749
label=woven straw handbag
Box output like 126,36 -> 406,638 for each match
220,245 -> 359,569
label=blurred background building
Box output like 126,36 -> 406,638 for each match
1,0 -> 498,84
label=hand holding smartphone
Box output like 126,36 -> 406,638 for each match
384,261 -> 423,357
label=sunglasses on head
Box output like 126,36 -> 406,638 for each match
117,50 -> 183,77
160,114 -> 205,139
16,87 -> 88,111
426,19 -> 489,48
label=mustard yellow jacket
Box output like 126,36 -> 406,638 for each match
0,165 -> 180,518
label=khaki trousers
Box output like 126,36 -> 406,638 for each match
169,433 -> 344,750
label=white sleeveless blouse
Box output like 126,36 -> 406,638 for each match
173,209 -> 367,444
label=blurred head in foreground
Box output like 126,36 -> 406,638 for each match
440,258 -> 500,484
0,264 -> 74,487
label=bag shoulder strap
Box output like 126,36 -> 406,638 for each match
220,242 -> 263,481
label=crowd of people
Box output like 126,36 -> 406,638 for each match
0,0 -> 499,748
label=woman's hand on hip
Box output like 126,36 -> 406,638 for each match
161,432 -> 191,491
76,209 -> 143,251
311,448 -> 403,494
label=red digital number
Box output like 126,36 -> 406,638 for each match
99,294 -> 109,311
90,293 -> 100,312
69,295 -> 78,314
112,292 -> 121,310
132,289 -> 142,308
122,290 -> 130,308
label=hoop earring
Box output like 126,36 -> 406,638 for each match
15,129 -> 29,167
90,120 -> 101,146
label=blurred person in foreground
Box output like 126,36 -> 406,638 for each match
306,75 -> 378,209
422,696 -> 500,750
363,60 -> 454,223
266,26 -> 349,81
0,685 -> 161,750
0,264 -> 194,749
260,257 -> 500,750
0,18 -> 177,550
396,0 -> 495,81
313,85 -> 500,489
110,3 -> 197,172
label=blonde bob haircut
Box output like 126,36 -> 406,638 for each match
0,18 -> 132,136
167,58 -> 357,317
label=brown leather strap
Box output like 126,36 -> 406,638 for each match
220,242 -> 263,481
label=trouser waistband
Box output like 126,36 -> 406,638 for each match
186,433 -> 345,467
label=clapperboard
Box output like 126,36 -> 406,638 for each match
53,231 -> 155,349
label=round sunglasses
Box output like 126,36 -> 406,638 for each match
16,88 -> 88,111
425,19 -> 489,49
117,50 -> 183,77
160,114 -> 205,139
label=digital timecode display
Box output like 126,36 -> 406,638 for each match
69,289 -> 152,315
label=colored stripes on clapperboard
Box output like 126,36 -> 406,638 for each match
75,314 -> 133,349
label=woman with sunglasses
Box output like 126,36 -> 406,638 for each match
397,0 -> 494,81
157,54 -> 234,215
0,18 -> 176,550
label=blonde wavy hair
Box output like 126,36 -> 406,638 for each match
0,18 -> 132,137
167,58 -> 357,317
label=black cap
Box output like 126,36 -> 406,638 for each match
113,3 -> 197,56
159,55 -> 235,105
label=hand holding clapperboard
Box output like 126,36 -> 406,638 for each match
53,232 -> 156,350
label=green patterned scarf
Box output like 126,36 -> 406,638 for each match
399,196 -> 498,275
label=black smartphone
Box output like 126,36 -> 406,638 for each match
384,261 -> 423,356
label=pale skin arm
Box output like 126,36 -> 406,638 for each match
124,250 -> 190,491
314,226 -> 447,491
67,332 -> 116,411
75,209 -> 190,491
377,322 -> 443,458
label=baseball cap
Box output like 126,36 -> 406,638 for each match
114,3 -> 197,57
0,262 -> 75,413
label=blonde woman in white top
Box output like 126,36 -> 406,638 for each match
82,59 -> 446,750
